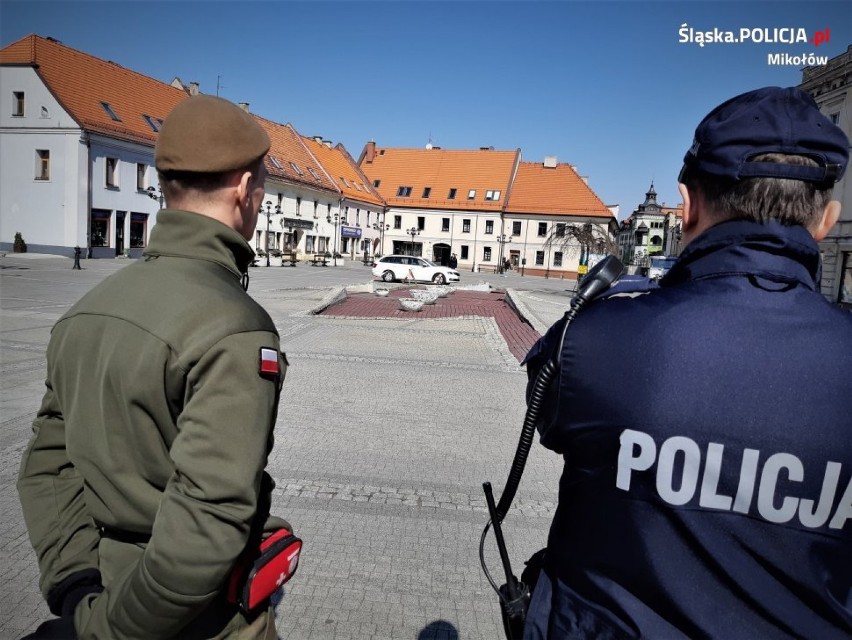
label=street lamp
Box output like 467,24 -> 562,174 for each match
406,226 -> 420,256
372,218 -> 390,257
146,185 -> 164,208
326,211 -> 340,266
260,200 -> 280,267
496,234 -> 511,274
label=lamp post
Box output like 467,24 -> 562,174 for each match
146,185 -> 164,208
260,200 -> 281,267
496,234 -> 511,274
372,218 -> 390,257
406,226 -> 420,256
326,211 -> 340,266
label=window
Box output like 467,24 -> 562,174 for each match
136,163 -> 147,190
512,221 -> 522,235
130,213 -> 148,248
289,162 -> 304,176
373,179 -> 381,188
538,222 -> 547,237
442,218 -> 450,232
315,201 -> 320,219
35,150 -> 50,180
483,247 -> 492,261
353,181 -> 362,191
448,188 -> 457,200
100,102 -> 121,122
417,216 -> 425,231
91,210 -> 110,247
553,251 -> 563,267
105,157 -> 118,188
485,190 -> 501,201
467,189 -> 476,200
394,215 -> 402,229
830,112 -> 840,124
296,197 -> 302,216
556,223 -> 566,237
308,168 -> 322,181
142,114 -> 160,132
461,245 -> 469,260
356,209 -> 361,226
396,186 -> 412,197
13,91 -> 24,116
462,219 -> 471,233
422,187 -> 431,198
340,177 -> 351,187
535,251 -> 545,266
305,235 -> 315,254
270,156 -> 283,170
485,220 -> 494,234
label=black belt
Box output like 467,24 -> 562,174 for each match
99,526 -> 151,545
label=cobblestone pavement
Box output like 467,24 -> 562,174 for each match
0,254 -> 573,640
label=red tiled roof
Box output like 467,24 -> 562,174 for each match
358,145 -> 519,211
506,162 -> 613,218
302,137 -> 384,206
0,34 -> 188,146
255,120 -> 338,194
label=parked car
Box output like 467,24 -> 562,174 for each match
371,255 -> 460,284
648,255 -> 678,280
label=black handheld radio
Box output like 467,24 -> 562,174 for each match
480,255 -> 624,640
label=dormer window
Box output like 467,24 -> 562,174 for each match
422,187 -> 431,198
100,102 -> 121,122
269,156 -> 283,170
448,188 -> 457,200
289,162 -> 304,176
396,186 -> 412,197
308,168 -> 322,181
485,190 -> 501,201
142,115 -> 160,132
467,189 -> 476,200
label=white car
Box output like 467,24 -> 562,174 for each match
372,255 -> 460,284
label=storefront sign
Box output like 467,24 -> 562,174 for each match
341,225 -> 362,238
283,217 -> 315,230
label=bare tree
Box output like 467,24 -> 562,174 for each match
543,222 -> 617,262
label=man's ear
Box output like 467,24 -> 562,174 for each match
811,200 -> 840,242
235,170 -> 253,209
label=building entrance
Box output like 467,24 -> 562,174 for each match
433,243 -> 450,266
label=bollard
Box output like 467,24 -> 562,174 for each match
72,246 -> 82,270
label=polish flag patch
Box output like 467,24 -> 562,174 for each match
258,348 -> 280,379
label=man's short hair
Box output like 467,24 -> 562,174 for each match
679,87 -> 848,228
158,156 -> 265,203
684,154 -> 833,228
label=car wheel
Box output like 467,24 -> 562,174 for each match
382,270 -> 395,282
432,273 -> 446,285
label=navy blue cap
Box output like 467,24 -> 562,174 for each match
680,87 -> 849,186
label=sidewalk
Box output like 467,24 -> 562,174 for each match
0,254 -> 567,640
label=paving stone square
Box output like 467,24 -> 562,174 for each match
1,255 -> 574,640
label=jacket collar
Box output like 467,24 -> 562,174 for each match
142,210 -> 256,280
661,219 -> 821,290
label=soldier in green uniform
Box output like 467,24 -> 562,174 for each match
18,95 -> 291,639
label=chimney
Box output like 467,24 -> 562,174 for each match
323,140 -> 333,148
480,146 -> 494,151
189,82 -> 200,96
313,136 -> 323,143
544,156 -> 558,168
365,140 -> 376,163
238,102 -> 250,112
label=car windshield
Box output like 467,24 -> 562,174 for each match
419,259 -> 437,267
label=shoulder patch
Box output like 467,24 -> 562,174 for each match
258,347 -> 281,380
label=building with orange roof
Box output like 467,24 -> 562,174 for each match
0,34 -> 369,264
302,136 -> 386,259
503,158 -> 616,277
358,142 -> 521,267
0,34 -> 189,257
359,143 -> 616,277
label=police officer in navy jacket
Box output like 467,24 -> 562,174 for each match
523,87 -> 851,638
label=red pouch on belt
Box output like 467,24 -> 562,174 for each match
227,528 -> 303,611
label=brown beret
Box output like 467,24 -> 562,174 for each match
155,95 -> 270,173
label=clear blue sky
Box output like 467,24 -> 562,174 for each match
2,1 -> 850,217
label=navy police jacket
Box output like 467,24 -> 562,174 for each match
522,220 -> 852,639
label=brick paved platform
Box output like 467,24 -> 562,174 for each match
320,289 -> 542,362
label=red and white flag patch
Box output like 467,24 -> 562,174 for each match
258,347 -> 280,379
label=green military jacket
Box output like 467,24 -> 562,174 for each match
18,210 -> 288,638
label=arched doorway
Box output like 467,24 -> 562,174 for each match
433,243 -> 451,266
